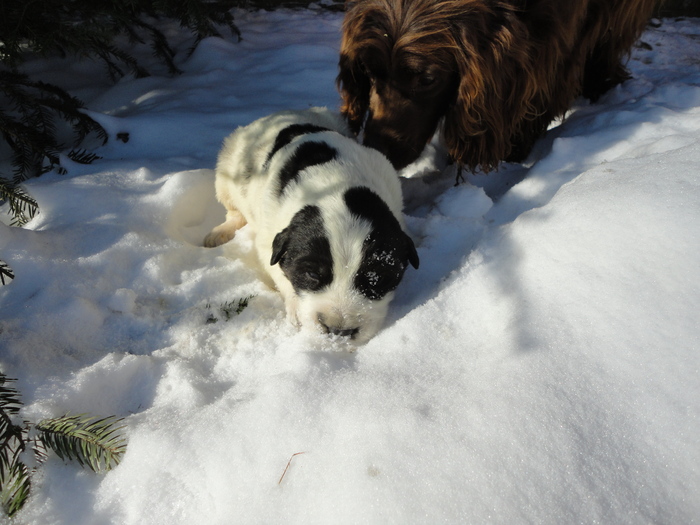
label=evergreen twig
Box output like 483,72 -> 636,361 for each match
206,295 -> 255,323
36,415 -> 128,473
0,373 -> 128,517
0,446 -> 30,518
67,149 -> 103,165
0,377 -> 30,517
0,178 -> 39,227
0,0 -> 241,225
0,261 -> 14,286
221,295 -> 255,320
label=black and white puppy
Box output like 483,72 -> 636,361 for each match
204,108 -> 419,344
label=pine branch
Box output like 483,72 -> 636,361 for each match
0,447 -> 30,518
206,295 -> 255,323
221,295 -> 255,319
0,178 -> 39,227
0,261 -> 15,286
36,415 -> 127,473
29,80 -> 108,147
0,71 -> 107,185
0,377 -> 24,448
129,18 -> 182,76
1,0 -> 242,210
0,375 -> 30,517
0,374 -> 129,517
67,149 -> 102,165
0,378 -> 22,419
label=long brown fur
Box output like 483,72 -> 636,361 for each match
337,0 -> 659,172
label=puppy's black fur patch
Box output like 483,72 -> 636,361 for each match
345,186 -> 419,300
271,205 -> 333,293
266,123 -> 330,165
276,141 -> 338,197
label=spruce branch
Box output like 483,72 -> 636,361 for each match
0,446 -> 30,518
0,261 -> 15,286
36,415 -> 127,473
67,149 -> 102,165
1,0 -> 242,228
0,373 -> 129,516
221,295 -> 255,320
1,71 -> 107,185
0,378 -> 22,419
0,178 -> 39,227
0,376 -> 30,518
0,377 -> 24,449
206,295 -> 255,323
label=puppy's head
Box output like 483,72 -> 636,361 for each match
270,187 -> 418,344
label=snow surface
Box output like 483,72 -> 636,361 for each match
1,7 -> 699,524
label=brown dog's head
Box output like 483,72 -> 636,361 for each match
337,0 -> 537,172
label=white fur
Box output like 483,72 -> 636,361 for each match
205,108 -> 408,344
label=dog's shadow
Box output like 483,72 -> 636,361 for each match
386,84 -> 671,343
385,167 -> 490,324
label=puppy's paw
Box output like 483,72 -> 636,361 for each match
204,210 -> 247,247
203,225 -> 235,247
284,299 -> 301,329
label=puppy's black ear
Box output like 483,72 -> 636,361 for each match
271,229 -> 290,266
406,234 -> 420,269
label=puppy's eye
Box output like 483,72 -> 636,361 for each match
304,270 -> 321,282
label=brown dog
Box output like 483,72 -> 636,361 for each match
337,0 -> 658,172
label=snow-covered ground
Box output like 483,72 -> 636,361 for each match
1,7 -> 699,524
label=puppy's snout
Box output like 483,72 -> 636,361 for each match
331,327 -> 360,338
317,314 -> 359,338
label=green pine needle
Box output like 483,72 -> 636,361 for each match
0,374 -> 129,517
0,178 -> 38,227
220,295 -> 255,320
0,449 -> 31,518
1,0 -> 243,226
67,149 -> 102,165
36,414 -> 127,473
0,377 -> 22,416
0,376 -> 24,445
0,375 -> 30,518
0,261 -> 14,286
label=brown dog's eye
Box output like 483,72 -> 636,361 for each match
418,72 -> 436,87
360,57 -> 387,81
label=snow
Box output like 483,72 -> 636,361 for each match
1,7 -> 699,524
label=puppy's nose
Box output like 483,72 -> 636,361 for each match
329,327 -> 359,338
318,315 -> 359,338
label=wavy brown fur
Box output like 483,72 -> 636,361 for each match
337,0 -> 658,172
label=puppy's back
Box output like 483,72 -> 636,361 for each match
216,108 -> 352,184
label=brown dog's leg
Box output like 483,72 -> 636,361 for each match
582,42 -> 631,102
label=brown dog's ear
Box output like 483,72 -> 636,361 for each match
442,7 -> 537,173
336,0 -> 374,135
337,51 -> 370,135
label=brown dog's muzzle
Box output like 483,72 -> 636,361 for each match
362,118 -> 426,170
361,84 -> 447,170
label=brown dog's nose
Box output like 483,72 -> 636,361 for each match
362,128 -> 418,170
